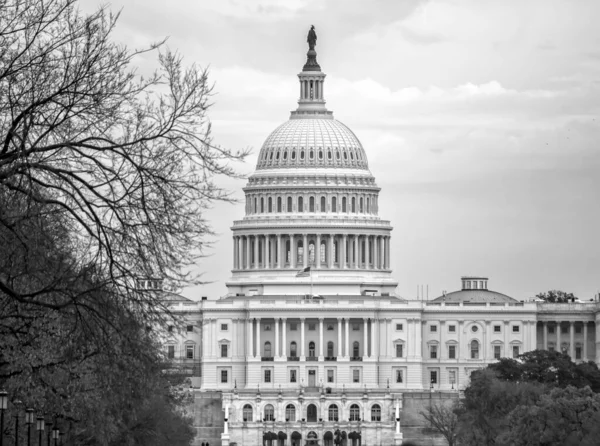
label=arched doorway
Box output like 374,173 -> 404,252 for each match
324,431 -> 334,446
307,403 -> 318,422
277,431 -> 287,446
306,431 -> 319,446
291,431 -> 302,446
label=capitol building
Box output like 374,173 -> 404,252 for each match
165,31 -> 600,446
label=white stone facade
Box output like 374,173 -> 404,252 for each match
164,36 -> 600,446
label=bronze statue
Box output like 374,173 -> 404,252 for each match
307,25 -> 317,50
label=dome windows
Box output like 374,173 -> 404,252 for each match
309,149 -> 314,160
276,150 -> 280,160
283,150 -> 288,160
300,149 -> 305,160
350,151 -> 354,160
336,150 -> 340,160
318,149 -> 323,160
343,151 -> 348,160
291,150 -> 296,160
327,149 -> 332,160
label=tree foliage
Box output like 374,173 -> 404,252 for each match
535,290 -> 576,303
1,0 -> 244,443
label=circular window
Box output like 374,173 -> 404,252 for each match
471,326 -> 478,333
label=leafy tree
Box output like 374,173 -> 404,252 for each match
419,400 -> 460,446
490,350 -> 600,392
535,290 -> 576,303
501,386 -> 600,446
457,369 -> 545,446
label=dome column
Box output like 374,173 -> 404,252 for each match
328,234 -> 334,268
366,235 -> 371,270
373,235 -> 379,269
245,236 -> 251,270
277,234 -> 282,269
302,234 -> 308,269
253,235 -> 259,269
290,234 -> 296,269
316,234 -> 321,269
341,234 -> 347,269
352,235 -> 358,269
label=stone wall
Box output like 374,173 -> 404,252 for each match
189,391 -> 224,446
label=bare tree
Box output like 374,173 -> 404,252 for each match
420,401 -> 461,446
0,0 -> 248,315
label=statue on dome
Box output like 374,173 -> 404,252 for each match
307,25 -> 317,50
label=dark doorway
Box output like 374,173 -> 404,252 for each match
307,403 -> 318,422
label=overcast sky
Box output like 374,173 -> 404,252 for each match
80,0 -> 600,301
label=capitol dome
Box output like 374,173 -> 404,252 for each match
227,33 -> 397,297
256,118 -> 369,170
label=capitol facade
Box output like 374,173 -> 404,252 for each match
165,32 -> 600,446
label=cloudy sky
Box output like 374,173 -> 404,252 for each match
80,0 -> 600,301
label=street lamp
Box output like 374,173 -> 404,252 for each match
24,410 -> 34,446
45,423 -> 52,446
51,428 -> 59,446
0,390 -> 8,446
13,399 -> 22,446
36,418 -> 44,446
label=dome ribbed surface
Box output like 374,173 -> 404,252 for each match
256,119 -> 369,170
431,290 -> 517,303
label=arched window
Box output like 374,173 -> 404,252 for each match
309,243 -> 315,264
342,197 -> 347,212
290,341 -> 297,357
276,149 -> 280,160
328,404 -> 339,422
298,196 -> 304,212
328,150 -> 332,160
283,150 -> 288,160
309,149 -> 314,159
301,149 -> 305,160
371,404 -> 381,421
292,150 -> 296,160
254,197 -> 257,213
336,150 -> 340,160
320,243 -> 326,263
286,404 -> 296,422
268,197 -> 273,213
264,341 -> 272,358
264,404 -> 274,421
320,196 -> 326,212
349,404 -> 360,421
343,150 -> 348,160
318,149 -> 323,160
471,340 -> 479,359
332,197 -> 337,212
261,197 -> 264,213
366,197 -> 370,213
309,341 -> 316,357
327,341 -> 334,357
309,196 -> 315,212
277,197 -> 282,212
359,197 -> 363,213
353,341 -> 360,358
287,196 -> 292,213
351,197 -> 356,213
285,240 -> 291,264
243,404 -> 253,422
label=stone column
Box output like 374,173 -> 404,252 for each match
256,318 -> 261,358
373,236 -> 379,269
366,235 -> 371,270
275,317 -> 280,357
253,235 -> 259,269
277,234 -> 282,269
504,321 -> 510,357
238,236 -> 244,269
303,234 -> 308,269
282,318 -> 287,357
345,318 -> 350,358
319,318 -> 324,357
530,320 -> 537,352
372,318 -> 378,358
353,236 -> 358,269
342,234 -> 347,269
248,318 -> 254,358
458,321 -> 464,360
300,318 -> 306,358
583,322 -> 588,361
570,321 -> 575,359
557,321 -> 562,353
328,234 -> 334,268
262,235 -> 267,268
363,318 -> 369,357
316,234 -> 321,269
290,234 -> 296,269
233,236 -> 237,269
543,322 -> 548,350
337,318 -> 342,357
386,236 -> 391,269
245,236 -> 251,270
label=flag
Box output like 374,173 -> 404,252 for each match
296,266 -> 311,277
